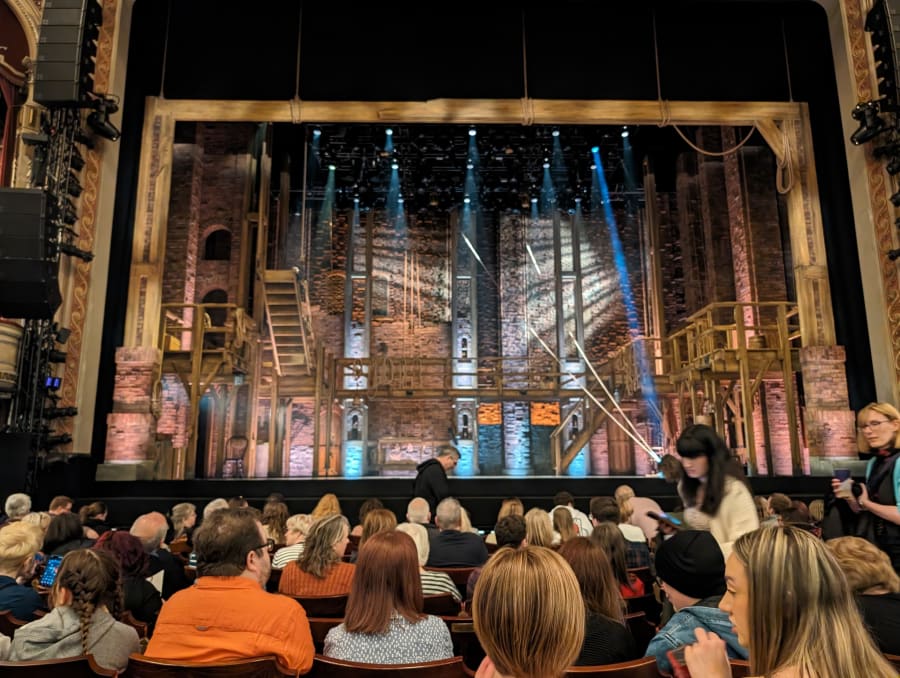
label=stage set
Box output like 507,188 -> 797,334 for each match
0,2 -> 894,522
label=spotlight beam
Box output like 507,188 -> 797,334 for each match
525,243 -> 542,275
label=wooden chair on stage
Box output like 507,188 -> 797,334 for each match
423,593 -> 461,616
122,654 -> 294,677
310,654 -> 474,677
222,435 -> 249,478
0,655 -> 117,677
293,594 -> 348,618
564,656 -> 662,677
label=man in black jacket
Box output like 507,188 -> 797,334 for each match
413,445 -> 460,516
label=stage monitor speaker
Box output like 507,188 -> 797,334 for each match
33,0 -> 103,107
0,432 -> 33,500
0,188 -> 61,319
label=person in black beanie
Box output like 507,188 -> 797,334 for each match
644,530 -> 749,674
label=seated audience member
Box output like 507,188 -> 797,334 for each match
553,506 -> 577,543
685,527 -> 895,678
458,506 -> 479,534
47,495 -> 73,516
360,508 -> 397,548
43,512 -> 94,556
3,493 -> 31,526
168,502 -> 197,545
524,507 -> 555,547
780,502 -> 820,536
79,501 -> 111,537
0,522 -> 45,620
427,498 -> 489,567
350,498 -> 384,538
131,512 -> 189,599
658,454 -> 684,483
279,514 -> 355,596
753,496 -> 769,523
466,515 -> 526,602
311,493 -> 342,521
201,497 -> 229,522
590,496 -> 651,569
645,530 -> 747,674
93,530 -> 163,632
615,484 -> 662,541
324,531 -> 453,664
406,497 -> 438,535
827,536 -> 900,655
262,500 -> 289,544
558,537 -> 637,666
396,522 -> 460,601
272,514 -> 313,570
485,497 -> 524,545
6,549 -> 140,671
20,511 -> 51,535
765,492 -> 792,526
550,491 -> 592,536
145,507 -> 314,673
590,523 -> 645,598
808,499 -> 825,524
472,546 -> 585,678
227,496 -> 249,509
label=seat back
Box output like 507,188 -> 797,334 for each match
294,594 -> 348,617
120,610 -> 149,639
0,654 -> 117,677
311,654 -> 474,677
565,656 -> 662,677
624,611 -> 656,655
122,654 -> 293,677
425,567 -> 475,600
308,617 -> 344,653
729,659 -> 751,677
0,608 -> 29,638
423,593 -> 461,616
886,654 -> 900,671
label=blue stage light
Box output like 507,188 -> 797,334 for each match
552,129 -> 560,137
621,127 -> 629,138
385,128 -> 393,136
463,196 -> 471,204
467,162 -> 474,169
328,164 -> 336,171
543,162 -> 550,169
591,146 -> 599,154
313,128 -> 321,137
391,162 -> 399,170
468,128 -> 477,137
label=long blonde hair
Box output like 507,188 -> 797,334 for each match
857,402 -> 900,452
311,493 -> 342,521
524,508 -> 553,547
733,527 -> 896,678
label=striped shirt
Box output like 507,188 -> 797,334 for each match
278,561 -> 355,596
420,570 -> 460,601
272,544 -> 304,570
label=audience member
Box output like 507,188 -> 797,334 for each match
93,530 -> 162,632
458,506 -> 479,534
396,522 -> 460,601
589,523 -> 644,598
765,493 -> 792,525
145,507 -> 314,673
413,445 -> 460,516
752,496 -> 769,523
168,502 -> 196,544
43,512 -> 94,556
676,424 -> 759,557
201,498 -> 228,522
808,499 -> 825,523
3,493 -> 31,524
6,549 -> 140,671
427,498 -> 488,567
466,515 -> 526,602
685,526 -> 896,678
827,535 -> 900,655
550,490 -> 592,536
590,496 -> 651,569
657,454 -> 684,483
350,498 -> 384,537
47,496 -> 73,516
644,530 -> 747,674
324,531 -> 453,664
472,546 -> 584,678
615,484 -> 661,541
553,506 -> 576,543
272,514 -> 313,570
131,512 -> 189,599
0,522 -> 45,621
261,501 -> 289,544
359,508 -> 397,548
558,537 -> 637,666
406,497 -> 438,535
20,511 -> 51,534
279,514 -> 354,596
484,497 -> 524,545
311,493 -> 342,521
524,507 -> 554,547
79,501 -> 110,537
227,496 -> 249,509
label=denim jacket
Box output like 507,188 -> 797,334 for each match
644,595 -> 749,674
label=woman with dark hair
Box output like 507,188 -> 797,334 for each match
43,512 -> 95,556
558,537 -> 637,666
359,508 -> 397,548
6,549 -> 140,671
350,498 -> 384,538
590,523 -> 644,599
93,530 -> 163,632
279,514 -> 355,596
79,502 -> 110,537
323,531 -> 452,664
262,501 -> 290,544
676,424 -> 758,557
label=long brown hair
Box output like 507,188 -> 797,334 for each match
53,549 -> 124,655
589,523 -> 633,592
553,508 -> 576,542
299,514 -> 348,578
262,501 -> 290,543
557,537 -> 625,623
359,508 -> 397,548
343,531 -> 424,634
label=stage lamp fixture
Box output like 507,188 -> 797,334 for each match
44,406 -> 78,419
850,101 -> 888,145
87,96 -> 121,142
57,242 -> 95,262
44,433 -> 73,448
889,248 -> 900,261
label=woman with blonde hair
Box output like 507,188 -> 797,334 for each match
485,498 -> 524,545
168,502 -> 196,544
832,401 -> 900,570
272,514 -> 313,570
472,546 -> 585,678
827,535 -> 900,655
524,508 -> 554,548
311,493 -> 343,521
553,506 -> 576,543
395,522 -> 460,601
685,526 -> 896,678
278,514 -> 354,596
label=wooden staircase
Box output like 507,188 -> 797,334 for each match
260,270 -> 316,396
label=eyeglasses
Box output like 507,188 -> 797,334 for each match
252,538 -> 276,555
861,420 -> 894,431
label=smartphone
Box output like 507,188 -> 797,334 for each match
39,555 -> 63,588
834,468 -> 853,498
666,646 -> 692,678
647,510 -> 683,529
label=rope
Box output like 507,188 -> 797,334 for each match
520,10 -> 533,126
775,125 -> 794,194
671,124 -> 757,157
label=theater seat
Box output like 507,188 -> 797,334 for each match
294,594 -> 348,617
423,593 -> 461,616
0,609 -> 30,638
424,567 -> 476,600
729,659 -> 751,677
565,656 -> 662,677
0,654 -> 117,677
121,654 -> 294,677
310,654 -> 474,677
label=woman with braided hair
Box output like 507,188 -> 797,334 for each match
6,549 -> 140,671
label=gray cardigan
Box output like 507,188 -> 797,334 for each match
8,605 -> 140,671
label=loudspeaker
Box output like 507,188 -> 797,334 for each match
33,0 -> 102,107
0,189 -> 61,319
0,433 -> 33,500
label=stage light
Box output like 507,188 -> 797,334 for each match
466,162 -> 473,169
463,196 -> 471,204
353,196 -> 359,203
398,197 -> 404,203
87,96 -> 120,142
468,128 -> 476,137
55,326 -> 71,343
591,146 -> 599,153
45,433 -> 72,447
552,129 -> 560,137
58,242 -> 95,262
386,128 -> 393,136
69,147 -> 86,171
328,164 -> 336,171
543,162 -> 550,169
44,406 -> 78,419
621,127 -> 629,138
66,173 -> 83,198
891,188 -> 900,206
313,128 -> 321,137
850,101 -> 887,145
391,162 -> 399,170
590,164 -> 597,170
531,197 -> 538,204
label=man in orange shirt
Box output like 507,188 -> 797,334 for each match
145,508 -> 314,674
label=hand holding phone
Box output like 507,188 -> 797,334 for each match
38,555 -> 63,588
647,510 -> 683,531
833,468 -> 853,499
666,647 -> 692,678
